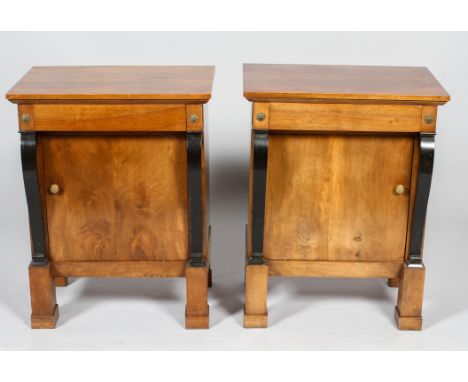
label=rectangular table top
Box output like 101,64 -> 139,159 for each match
6,66 -> 215,102
243,64 -> 450,103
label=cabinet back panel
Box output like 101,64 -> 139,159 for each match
264,134 -> 414,262
42,135 -> 189,261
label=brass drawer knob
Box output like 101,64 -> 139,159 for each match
256,112 -> 266,122
189,114 -> 199,123
394,184 -> 405,195
49,184 -> 61,194
22,113 -> 32,123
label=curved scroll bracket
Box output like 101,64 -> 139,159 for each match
21,132 -> 48,266
249,131 -> 269,265
186,132 -> 205,268
407,133 -> 435,268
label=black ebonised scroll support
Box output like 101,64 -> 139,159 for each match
186,131 -> 204,267
249,130 -> 269,265
407,132 -> 435,268
21,132 -> 48,266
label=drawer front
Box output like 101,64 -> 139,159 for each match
263,134 -> 414,262
42,135 -> 189,262
257,103 -> 427,133
19,104 -> 187,132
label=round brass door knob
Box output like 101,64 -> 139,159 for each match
394,185 -> 405,195
49,184 -> 60,194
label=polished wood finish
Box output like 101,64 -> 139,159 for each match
244,264 -> 268,328
52,261 -> 187,278
42,135 -> 189,262
421,105 -> 438,132
244,64 -> 450,103
252,102 -> 269,130
268,261 -> 401,278
185,266 -> 209,329
6,66 -> 214,102
395,265 -> 425,330
186,104 -> 204,132
267,103 -> 424,132
264,134 -> 413,262
10,66 -> 214,329
244,64 -> 449,330
18,104 -> 187,132
29,264 -> 58,329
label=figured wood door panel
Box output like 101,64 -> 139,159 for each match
264,134 -> 414,262
42,135 -> 189,262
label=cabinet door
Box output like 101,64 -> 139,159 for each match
42,135 -> 189,262
264,134 -> 414,262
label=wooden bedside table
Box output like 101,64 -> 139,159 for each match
6,66 -> 214,329
243,64 -> 450,330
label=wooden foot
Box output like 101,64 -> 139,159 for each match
394,307 -> 422,330
394,264 -> 425,330
244,309 -> 268,328
208,267 -> 213,288
55,276 -> 68,287
388,277 -> 400,288
29,263 -> 58,329
185,266 -> 209,329
244,263 -> 268,328
185,307 -> 209,329
32,304 -> 59,329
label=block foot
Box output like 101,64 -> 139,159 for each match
244,263 -> 268,328
395,263 -> 425,330
186,266 -> 209,329
31,304 -> 59,329
394,306 -> 422,330
185,306 -> 209,329
244,308 -> 267,328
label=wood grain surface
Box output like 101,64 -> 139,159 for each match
244,64 -> 450,103
52,261 -> 187,277
185,266 -> 209,329
29,264 -> 58,329
18,104 -> 187,132
244,264 -> 268,328
263,134 -> 414,262
267,103 -> 424,132
268,260 -> 402,278
7,66 -> 215,102
395,264 -> 425,330
42,135 -> 189,262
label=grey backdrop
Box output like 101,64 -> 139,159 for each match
0,32 -> 466,349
